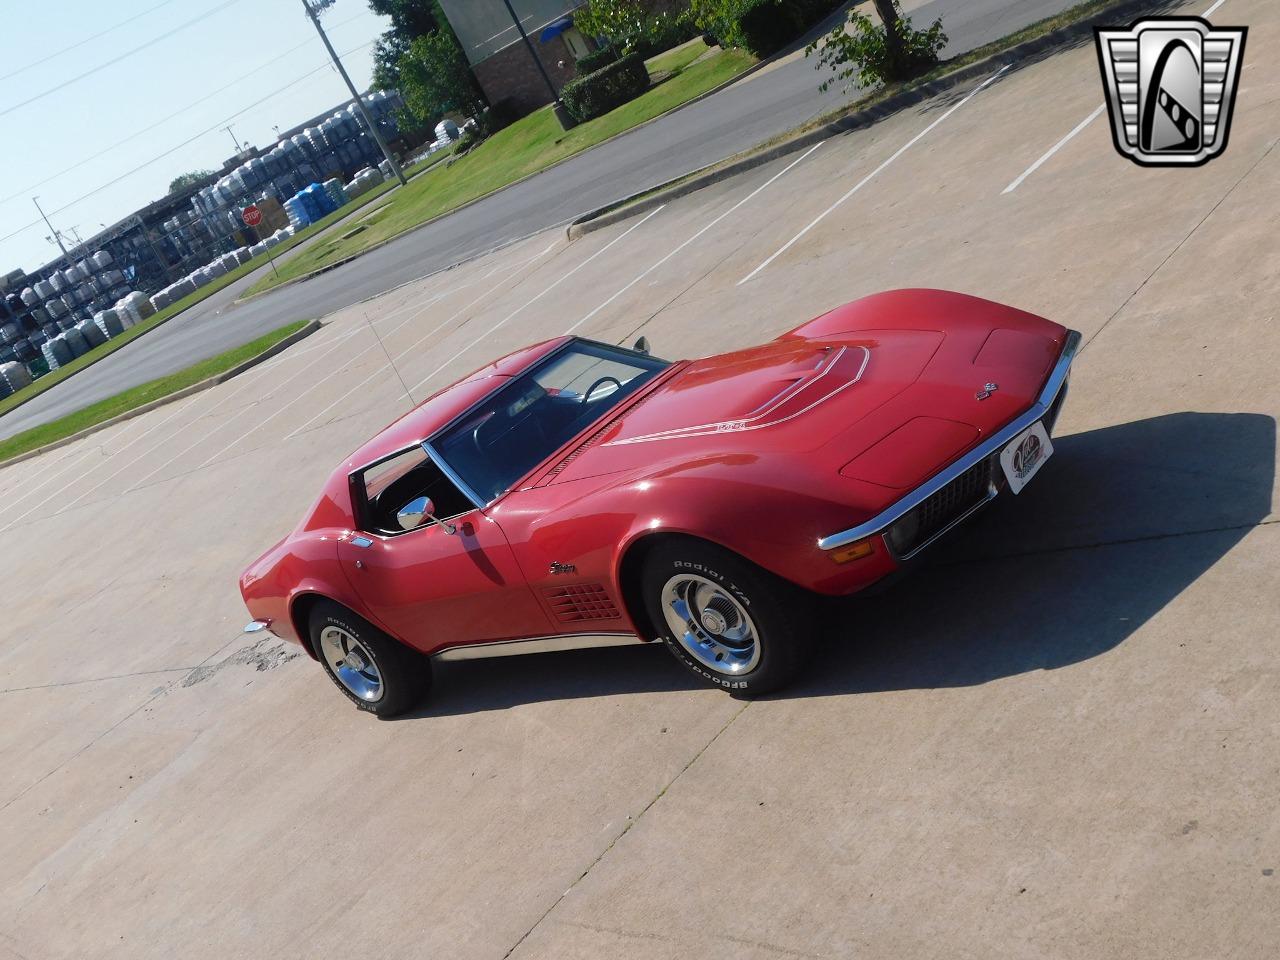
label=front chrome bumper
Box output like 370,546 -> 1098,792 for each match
817,329 -> 1082,552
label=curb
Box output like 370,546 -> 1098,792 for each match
566,0 -> 1154,239
234,49 -> 774,301
0,319 -> 322,471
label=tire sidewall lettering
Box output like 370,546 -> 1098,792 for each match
669,560 -> 751,607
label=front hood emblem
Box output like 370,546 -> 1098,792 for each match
976,382 -> 999,400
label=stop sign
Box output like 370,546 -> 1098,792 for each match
242,204 -> 263,227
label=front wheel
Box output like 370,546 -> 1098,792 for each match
641,540 -> 815,697
309,601 -> 431,717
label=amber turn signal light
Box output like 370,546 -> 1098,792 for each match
830,539 -> 875,564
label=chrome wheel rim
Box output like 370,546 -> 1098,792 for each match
319,626 -> 383,702
660,574 -> 761,676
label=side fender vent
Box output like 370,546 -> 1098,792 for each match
543,583 -> 621,622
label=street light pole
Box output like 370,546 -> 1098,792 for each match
300,0 -> 407,187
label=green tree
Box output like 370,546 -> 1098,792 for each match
397,29 -> 487,125
372,31 -> 410,89
168,169 -> 218,194
367,0 -> 440,37
576,0 -> 695,56
808,0 -> 946,89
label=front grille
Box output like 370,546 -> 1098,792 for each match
886,457 -> 994,558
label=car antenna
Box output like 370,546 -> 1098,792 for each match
366,311 -> 416,407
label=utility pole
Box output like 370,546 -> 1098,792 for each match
223,124 -> 244,154
300,0 -> 407,186
33,197 -> 70,264
498,0 -> 573,129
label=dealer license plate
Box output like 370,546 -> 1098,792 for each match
999,421 -> 1053,494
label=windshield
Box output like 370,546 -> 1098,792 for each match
432,340 -> 668,503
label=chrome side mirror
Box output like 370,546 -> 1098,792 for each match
397,496 -> 455,535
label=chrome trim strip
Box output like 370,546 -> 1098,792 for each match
892,480 -> 998,561
431,632 -> 644,661
421,441 -> 489,510
817,329 -> 1081,551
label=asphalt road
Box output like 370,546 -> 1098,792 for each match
0,0 -> 1081,442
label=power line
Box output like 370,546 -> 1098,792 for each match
0,0 -> 252,120
0,0 -> 182,84
0,11 -> 370,207
0,39 -> 377,248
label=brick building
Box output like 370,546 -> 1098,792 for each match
438,0 -> 595,116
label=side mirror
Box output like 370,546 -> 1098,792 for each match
397,496 -> 456,535
397,496 -> 430,531
633,336 -> 650,355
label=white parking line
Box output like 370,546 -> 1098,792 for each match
1003,0 -> 1230,194
3,325 -> 366,525
565,143 -> 824,337
0,415 -> 154,531
738,65 -> 1010,285
2,275 -> 477,524
0,442 -> 80,496
198,247 -> 559,464
1001,104 -> 1106,195
56,395 -> 209,513
285,243 -> 559,440
125,329 -> 380,492
408,210 -> 665,394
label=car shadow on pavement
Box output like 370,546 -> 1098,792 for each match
397,411 -> 1273,718
796,410 -> 1276,697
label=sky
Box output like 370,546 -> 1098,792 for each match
0,0 -> 392,277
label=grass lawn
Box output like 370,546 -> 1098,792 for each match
0,152 -> 451,423
246,45 -> 757,296
0,320 -> 308,465
646,38 -> 711,76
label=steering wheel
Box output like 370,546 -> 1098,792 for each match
473,413 -> 501,455
581,376 -> 622,405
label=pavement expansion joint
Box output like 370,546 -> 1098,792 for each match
501,700 -> 752,959
1082,137 -> 1280,357
0,667 -> 195,696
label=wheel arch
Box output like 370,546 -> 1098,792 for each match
615,530 -> 741,642
288,592 -> 329,659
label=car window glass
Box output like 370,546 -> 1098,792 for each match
435,341 -> 667,503
356,447 -> 473,535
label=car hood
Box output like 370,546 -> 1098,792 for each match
538,330 -> 947,485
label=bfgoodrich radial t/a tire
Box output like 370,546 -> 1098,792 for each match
309,601 -> 431,717
641,540 -> 815,697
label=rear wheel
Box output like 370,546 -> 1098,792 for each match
641,540 -> 815,696
309,601 -> 430,717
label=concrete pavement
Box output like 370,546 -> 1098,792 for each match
1,0 -> 1276,955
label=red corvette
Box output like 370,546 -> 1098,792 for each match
241,289 -> 1079,715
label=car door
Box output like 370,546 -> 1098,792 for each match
336,448 -> 552,655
